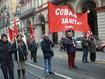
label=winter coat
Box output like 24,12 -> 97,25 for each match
81,37 -> 89,48
27,40 -> 38,53
64,37 -> 76,54
88,37 -> 96,53
0,40 -> 13,63
11,40 -> 28,61
41,39 -> 54,59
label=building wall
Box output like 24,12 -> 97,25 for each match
17,0 -> 105,42
4,0 -> 105,43
96,0 -> 105,42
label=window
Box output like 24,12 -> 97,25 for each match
35,0 -> 38,8
27,3 -> 28,11
25,5 -> 27,12
23,6 -> 25,12
102,0 -> 105,6
29,2 -> 31,10
43,0 -> 48,4
32,16 -> 34,24
38,0 -> 43,6
32,0 -> 35,8
37,0 -> 39,6
20,22 -> 22,28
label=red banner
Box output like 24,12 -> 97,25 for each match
13,19 -> 18,39
8,27 -> 13,41
48,2 -> 90,33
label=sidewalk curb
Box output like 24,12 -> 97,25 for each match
96,60 -> 105,64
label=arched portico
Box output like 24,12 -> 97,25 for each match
76,0 -> 98,35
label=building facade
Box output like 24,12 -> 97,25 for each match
0,0 -> 105,43
0,0 -> 10,35
0,0 -> 17,37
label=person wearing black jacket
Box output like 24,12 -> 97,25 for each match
0,34 -> 14,79
64,31 -> 77,69
27,36 -> 38,63
41,34 -> 54,76
81,33 -> 89,63
11,34 -> 28,79
88,34 -> 96,62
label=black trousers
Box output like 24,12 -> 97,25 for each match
31,51 -> 37,62
1,61 -> 14,79
90,53 -> 96,62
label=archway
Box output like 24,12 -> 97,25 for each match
82,1 -> 98,35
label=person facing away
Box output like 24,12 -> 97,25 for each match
41,34 -> 54,76
27,36 -> 38,63
64,31 -> 77,69
81,33 -> 89,63
0,34 -> 14,79
88,34 -> 96,62
11,34 -> 28,79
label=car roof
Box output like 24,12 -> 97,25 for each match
74,35 -> 83,38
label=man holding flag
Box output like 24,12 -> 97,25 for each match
11,34 -> 28,79
11,19 -> 28,79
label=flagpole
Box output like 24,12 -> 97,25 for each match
15,38 -> 20,61
14,18 -> 20,62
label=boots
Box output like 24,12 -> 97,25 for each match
17,70 -> 21,79
22,69 -> 26,79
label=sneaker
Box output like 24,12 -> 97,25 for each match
69,66 -> 73,69
85,61 -> 89,63
49,72 -> 54,74
45,74 -> 48,77
44,72 -> 49,77
72,66 -> 78,69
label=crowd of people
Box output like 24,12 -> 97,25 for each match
59,31 -> 97,67
0,30 -> 97,79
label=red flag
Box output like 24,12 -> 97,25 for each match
48,2 -> 90,33
8,27 -> 13,41
29,24 -> 35,38
13,19 -> 18,39
75,12 -> 91,33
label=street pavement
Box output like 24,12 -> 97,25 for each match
0,46 -> 105,79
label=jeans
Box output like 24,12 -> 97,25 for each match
82,48 -> 88,62
1,61 -> 14,79
44,58 -> 52,73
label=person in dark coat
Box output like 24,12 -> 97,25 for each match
0,34 -> 14,79
81,33 -> 89,63
41,34 -> 54,76
27,36 -> 38,63
11,34 -> 28,79
88,34 -> 96,62
64,31 -> 77,69
59,37 -> 65,52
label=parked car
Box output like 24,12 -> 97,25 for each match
74,35 -> 105,52
74,36 -> 83,49
93,35 -> 105,53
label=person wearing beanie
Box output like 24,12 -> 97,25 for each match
11,34 -> 28,79
0,34 -> 14,79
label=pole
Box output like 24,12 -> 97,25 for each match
16,39 -> 19,61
